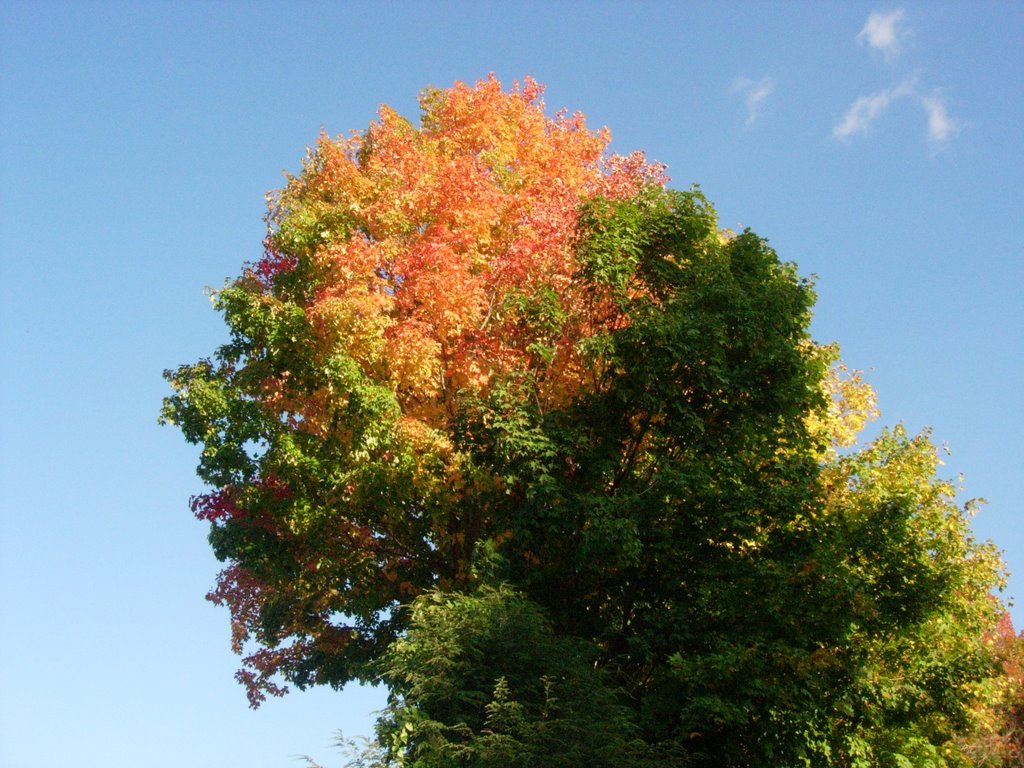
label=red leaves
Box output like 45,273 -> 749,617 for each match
253,235 -> 298,287
191,475 -> 290,523
597,151 -> 670,199
190,488 -> 240,522
207,563 -> 266,653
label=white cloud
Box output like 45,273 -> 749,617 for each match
833,77 -> 916,140
731,76 -> 775,127
836,11 -> 961,150
919,91 -> 958,143
857,9 -> 907,60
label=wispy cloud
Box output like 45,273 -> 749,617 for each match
731,76 -> 775,127
919,91 -> 958,143
836,11 -> 960,149
857,9 -> 907,61
833,77 -> 916,140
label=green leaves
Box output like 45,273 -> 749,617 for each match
373,584 -> 655,768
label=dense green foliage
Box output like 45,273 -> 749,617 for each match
163,78 -> 1010,766
373,581 -> 656,767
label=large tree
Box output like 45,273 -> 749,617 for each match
163,76 -> 1006,766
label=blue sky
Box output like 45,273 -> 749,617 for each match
1,2 -> 1021,766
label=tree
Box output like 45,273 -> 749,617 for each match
371,580 -> 654,768
162,76 -> 1006,765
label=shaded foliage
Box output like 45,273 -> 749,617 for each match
372,581 -> 663,768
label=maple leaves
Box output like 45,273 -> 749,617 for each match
258,74 -> 666,434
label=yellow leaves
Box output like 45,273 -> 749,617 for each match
305,132 -> 371,207
316,233 -> 381,286
386,322 -> 443,403
396,413 -> 458,490
829,363 -> 880,447
397,415 -> 452,456
308,292 -> 391,371
805,347 -> 880,452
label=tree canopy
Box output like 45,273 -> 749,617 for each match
163,76 -> 1009,766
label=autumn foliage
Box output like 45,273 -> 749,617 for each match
163,77 -> 1009,766
259,75 -> 665,423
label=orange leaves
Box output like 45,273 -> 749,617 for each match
421,75 -> 544,162
308,239 -> 394,373
303,132 -> 370,209
393,235 -> 487,341
263,75 -> 668,443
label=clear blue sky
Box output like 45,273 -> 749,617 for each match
1,2 -> 1021,765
